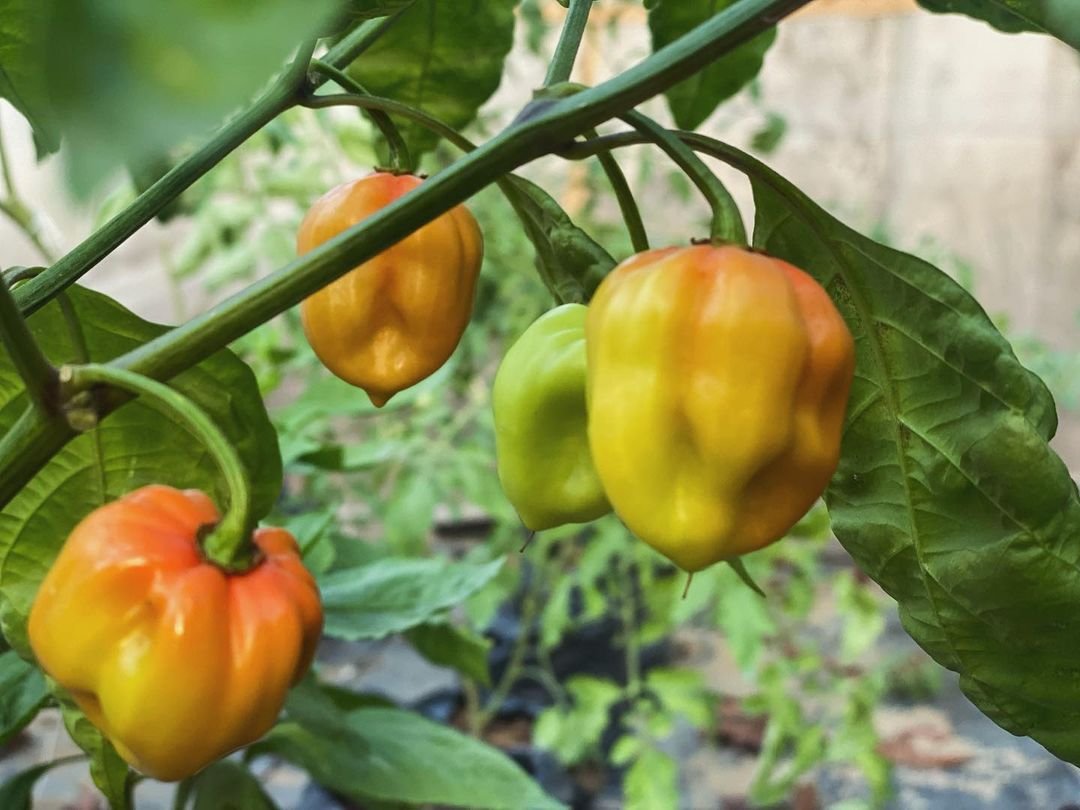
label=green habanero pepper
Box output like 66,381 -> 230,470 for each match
493,304 -> 611,531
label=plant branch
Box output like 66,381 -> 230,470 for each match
0,0 -> 810,507
12,39 -> 321,317
586,128 -> 648,253
545,0 -> 595,86
307,60 -> 411,171
321,7 -> 411,69
620,111 -> 746,245
0,275 -> 56,412
61,365 -> 257,571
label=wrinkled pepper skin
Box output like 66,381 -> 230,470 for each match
493,304 -> 610,531
298,172 -> 483,406
28,485 -> 323,781
586,245 -> 854,572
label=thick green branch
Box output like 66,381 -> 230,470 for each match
545,0 -> 595,86
0,277 -> 55,412
0,0 -> 810,508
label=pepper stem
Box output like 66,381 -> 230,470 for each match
60,364 -> 256,571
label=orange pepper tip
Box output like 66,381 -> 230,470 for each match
366,389 -> 394,408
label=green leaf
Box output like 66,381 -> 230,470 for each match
505,177 -> 616,304
257,702 -> 562,809
320,556 -> 504,640
345,0 -> 517,163
623,747 -> 679,810
406,621 -> 492,686
916,0 -> 1079,50
0,759 -> 76,810
174,761 -> 277,810
732,141 -> 1080,763
40,0 -> 337,193
645,668 -> 711,728
533,676 -> 622,766
0,1 -> 59,155
648,0 -> 776,130
56,688 -> 133,810
382,471 -> 437,556
0,286 -> 281,654
0,651 -> 47,746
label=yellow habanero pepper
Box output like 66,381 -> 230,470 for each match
586,245 -> 854,572
298,172 -> 483,406
28,485 -> 323,781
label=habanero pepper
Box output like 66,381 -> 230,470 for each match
28,485 -> 323,781
586,244 -> 854,572
493,304 -> 610,531
298,172 -> 484,407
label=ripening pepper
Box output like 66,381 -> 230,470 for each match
28,485 -> 323,781
586,245 -> 855,572
493,304 -> 610,531
298,172 -> 484,406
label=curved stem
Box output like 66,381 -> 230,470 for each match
585,128 -> 649,253
0,274 -> 56,413
620,553 -> 642,698
308,60 -> 411,172
61,365 -> 256,571
544,0 -> 595,86
620,111 -> 746,246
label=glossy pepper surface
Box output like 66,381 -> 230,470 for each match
28,485 -> 323,781
586,245 -> 854,572
298,172 -> 483,406
493,304 -> 610,531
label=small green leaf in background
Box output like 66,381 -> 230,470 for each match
534,676 -> 622,766
0,1 -> 59,155
0,286 -> 281,655
320,556 -> 503,640
0,758 -> 80,810
383,471 -> 438,556
406,620 -> 492,686
645,668 -> 712,728
340,0 -> 414,23
346,0 -> 517,164
648,0 -> 776,130
56,688 -> 133,810
258,682 -> 562,809
0,651 -> 48,746
623,746 -> 679,810
505,177 -> 617,304
39,0 -> 338,193
174,761 -> 278,810
916,0 -> 1079,51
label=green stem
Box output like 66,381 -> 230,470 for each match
620,110 -> 746,246
13,39 -> 319,317
307,60 -> 411,172
321,7 -> 410,68
476,574 -> 542,731
0,0 -> 809,506
0,274 -> 56,412
61,365 -> 256,571
0,406 -> 69,507
586,128 -> 649,253
0,125 -> 57,263
544,0 -> 595,86
620,554 -> 642,698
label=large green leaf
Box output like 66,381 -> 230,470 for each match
648,0 -> 776,130
0,1 -> 58,155
38,0 -> 337,193
0,286 -> 282,654
405,619 -> 492,685
320,556 -> 503,640
256,682 -> 562,809
0,651 -> 47,746
346,0 -> 517,163
917,0 -> 1079,50
705,140 -> 1080,762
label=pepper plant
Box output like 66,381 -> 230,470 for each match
0,0 -> 1078,808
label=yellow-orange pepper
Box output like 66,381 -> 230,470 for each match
298,172 -> 484,406
28,485 -> 323,781
586,245 -> 854,572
